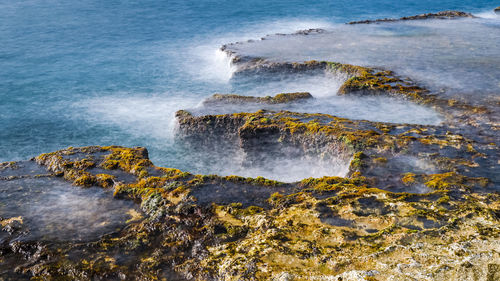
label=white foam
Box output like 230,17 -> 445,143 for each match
233,72 -> 345,98
184,145 -> 352,183
76,93 -> 199,141
218,155 -> 351,183
190,48 -> 236,83
192,71 -> 443,125
183,18 -> 336,84
475,10 -> 500,19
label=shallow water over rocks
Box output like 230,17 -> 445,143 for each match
0,162 -> 141,243
190,72 -> 443,125
224,17 -> 500,104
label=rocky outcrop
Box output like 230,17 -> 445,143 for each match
221,11 -> 476,64
348,10 -> 475,24
1,10 -> 499,281
225,59 -> 489,122
176,109 -> 352,170
292,28 -> 325,35
1,82 -> 499,280
202,92 -> 313,106
495,6 -> 500,14
175,106 -> 497,192
0,144 -> 498,280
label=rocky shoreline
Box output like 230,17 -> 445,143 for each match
347,10 -> 475,24
1,10 -> 499,281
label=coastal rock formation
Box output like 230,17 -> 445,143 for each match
176,95 -> 497,192
0,139 -> 497,280
225,60 -> 489,123
2,89 -> 498,279
1,11 -> 499,281
202,92 -> 313,106
495,7 -> 500,14
347,10 -> 475,24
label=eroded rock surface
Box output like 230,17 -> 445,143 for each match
1,10 -> 499,281
203,92 -> 313,106
0,144 -> 497,280
347,10 -> 475,24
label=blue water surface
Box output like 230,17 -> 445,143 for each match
0,0 -> 498,170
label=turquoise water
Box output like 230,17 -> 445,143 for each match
1,0 -> 498,173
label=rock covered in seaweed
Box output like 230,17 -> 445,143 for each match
1,9 -> 499,281
0,145 -> 498,280
347,10 -> 475,24
202,92 -> 313,106
221,58 -> 491,129
221,11 -> 500,131
175,107 -> 497,192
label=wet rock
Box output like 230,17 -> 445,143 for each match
0,145 -> 497,280
176,109 -> 354,177
348,10 -> 475,24
495,7 -> 500,14
202,92 -> 313,106
1,10 -> 499,281
293,28 -> 325,35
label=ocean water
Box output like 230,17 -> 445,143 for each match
1,0 -> 498,180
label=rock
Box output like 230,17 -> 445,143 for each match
202,92 -> 313,106
495,7 -> 500,14
0,10 -> 498,281
175,109 -> 353,173
0,143 -> 497,280
348,10 -> 475,24
273,272 -> 294,281
293,28 -> 325,35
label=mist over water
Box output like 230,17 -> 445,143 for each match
0,174 -> 140,242
186,19 -> 336,84
226,16 -> 500,102
186,150 -> 353,182
1,0 -> 498,180
79,94 -> 200,141
192,72 -> 442,125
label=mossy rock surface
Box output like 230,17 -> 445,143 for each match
347,10 -> 475,24
0,143 -> 497,280
1,10 -> 500,281
203,92 -> 313,106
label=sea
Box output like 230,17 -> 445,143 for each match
1,0 -> 499,181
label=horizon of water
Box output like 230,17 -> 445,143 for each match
1,0 -> 499,180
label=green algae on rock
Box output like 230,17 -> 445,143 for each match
203,92 -> 313,106
229,59 -> 489,120
1,10 -> 499,281
175,107 -> 495,190
1,145 -> 498,280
